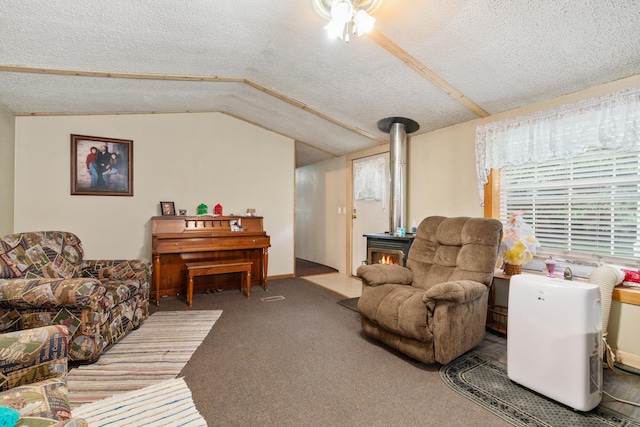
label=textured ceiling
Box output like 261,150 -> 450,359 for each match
1,1 -> 640,167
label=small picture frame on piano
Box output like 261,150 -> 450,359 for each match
230,219 -> 242,231
160,201 -> 176,216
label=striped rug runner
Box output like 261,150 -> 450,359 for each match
72,377 -> 206,426
68,310 -> 222,407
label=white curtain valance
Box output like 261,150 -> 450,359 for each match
475,87 -> 640,205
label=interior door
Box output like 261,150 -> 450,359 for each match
351,153 -> 390,276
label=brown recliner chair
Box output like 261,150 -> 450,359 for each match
356,216 -> 503,364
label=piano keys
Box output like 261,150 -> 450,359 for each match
151,215 -> 270,304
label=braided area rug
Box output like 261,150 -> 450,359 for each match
440,352 -> 640,427
68,310 -> 222,408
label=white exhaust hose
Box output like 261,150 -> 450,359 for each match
588,266 -> 624,369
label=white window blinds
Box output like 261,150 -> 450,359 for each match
500,148 -> 640,259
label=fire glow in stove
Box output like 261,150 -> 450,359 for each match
364,232 -> 415,266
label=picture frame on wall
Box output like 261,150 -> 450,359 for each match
70,134 -> 133,196
160,201 -> 176,216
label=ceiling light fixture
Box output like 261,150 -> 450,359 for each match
313,0 -> 382,42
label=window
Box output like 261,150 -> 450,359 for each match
353,155 -> 386,201
476,86 -> 640,265
500,148 -> 640,260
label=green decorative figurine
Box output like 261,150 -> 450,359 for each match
197,203 -> 208,215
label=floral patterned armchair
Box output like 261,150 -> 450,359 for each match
0,231 -> 150,363
0,325 -> 88,426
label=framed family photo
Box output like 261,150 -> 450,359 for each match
160,201 -> 176,216
70,134 -> 133,196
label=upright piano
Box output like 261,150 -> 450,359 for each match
151,215 -> 270,303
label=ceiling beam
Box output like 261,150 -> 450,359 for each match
242,79 -> 387,144
0,65 -> 240,82
368,30 -> 490,118
0,65 -> 387,144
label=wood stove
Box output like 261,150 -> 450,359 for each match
361,117 -> 419,268
364,233 -> 415,266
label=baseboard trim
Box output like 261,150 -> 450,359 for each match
613,348 -> 640,370
268,273 -> 294,280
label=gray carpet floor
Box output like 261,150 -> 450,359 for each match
150,278 -> 639,426
151,278 -> 513,426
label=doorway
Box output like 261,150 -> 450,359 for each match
349,151 -> 390,276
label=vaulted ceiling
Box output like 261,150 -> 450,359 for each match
1,1 -> 639,167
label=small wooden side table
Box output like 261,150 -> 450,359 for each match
487,269 -> 511,335
185,261 -> 252,307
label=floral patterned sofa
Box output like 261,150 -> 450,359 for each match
0,231 -> 150,363
0,325 -> 87,426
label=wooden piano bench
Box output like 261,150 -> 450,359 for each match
185,261 -> 253,306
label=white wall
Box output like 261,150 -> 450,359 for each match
609,300 -> 640,362
0,105 -> 15,236
295,155 -> 347,273
14,112 -> 295,276
408,123 -> 484,220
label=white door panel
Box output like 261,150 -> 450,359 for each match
351,153 -> 389,276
